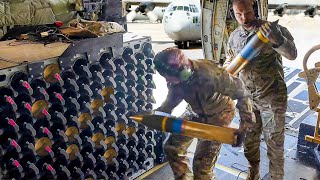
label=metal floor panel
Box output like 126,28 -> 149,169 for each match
142,136 -> 319,180
284,66 -> 320,130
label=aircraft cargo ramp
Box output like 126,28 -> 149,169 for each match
133,66 -> 320,180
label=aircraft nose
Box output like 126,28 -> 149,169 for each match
164,13 -> 189,33
164,22 -> 184,33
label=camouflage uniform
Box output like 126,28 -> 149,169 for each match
224,19 -> 297,180
156,60 -> 254,180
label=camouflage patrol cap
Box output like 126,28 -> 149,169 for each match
154,47 -> 188,76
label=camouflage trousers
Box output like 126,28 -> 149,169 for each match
244,100 -> 287,180
164,105 -> 235,180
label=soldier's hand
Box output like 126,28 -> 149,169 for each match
223,49 -> 236,68
233,130 -> 246,147
232,122 -> 253,147
227,49 -> 236,59
259,20 -> 284,47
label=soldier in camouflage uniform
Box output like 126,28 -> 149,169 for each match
223,0 -> 297,179
154,47 -> 255,180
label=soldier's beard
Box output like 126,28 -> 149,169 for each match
242,20 -> 256,30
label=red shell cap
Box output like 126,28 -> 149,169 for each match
55,21 -> 63,28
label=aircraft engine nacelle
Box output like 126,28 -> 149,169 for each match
126,2 -> 158,23
135,2 -> 156,14
273,4 -> 288,17
304,6 -> 318,18
146,11 -> 158,22
126,10 -> 137,22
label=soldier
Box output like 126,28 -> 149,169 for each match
224,0 -> 297,179
154,47 -> 255,180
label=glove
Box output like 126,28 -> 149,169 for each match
233,130 -> 246,147
259,20 -> 284,47
232,121 -> 254,147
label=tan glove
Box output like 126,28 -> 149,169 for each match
233,122 -> 253,147
233,113 -> 255,147
259,20 -> 284,47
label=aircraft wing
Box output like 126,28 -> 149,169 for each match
268,4 -> 319,10
268,3 -> 320,17
123,0 -> 172,6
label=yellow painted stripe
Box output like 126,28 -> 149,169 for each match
185,152 -> 247,178
236,55 -> 249,64
216,164 -> 247,179
161,117 -> 168,131
226,54 -> 249,75
257,31 -> 269,43
135,162 -> 169,180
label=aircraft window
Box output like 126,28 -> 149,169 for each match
184,6 -> 189,11
189,5 -> 196,13
177,6 -> 183,11
169,6 -> 177,11
193,16 -> 199,23
194,7 -> 199,13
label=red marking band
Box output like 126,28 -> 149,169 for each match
43,127 -> 50,135
13,160 -> 21,167
8,119 -> 17,127
55,73 -> 62,81
22,81 -> 31,90
24,103 -> 32,111
55,93 -> 63,101
42,109 -> 49,116
45,146 -> 52,153
6,96 -> 15,105
11,140 -> 18,148
46,164 -> 54,172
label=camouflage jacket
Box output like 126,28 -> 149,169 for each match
224,19 -> 297,104
156,60 -> 254,125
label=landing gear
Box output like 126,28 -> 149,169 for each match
175,41 -> 189,49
